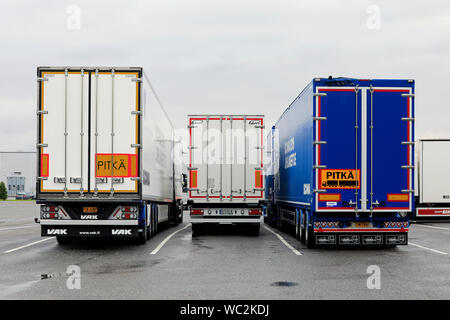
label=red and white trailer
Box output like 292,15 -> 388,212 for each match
415,139 -> 450,219
186,115 -> 265,235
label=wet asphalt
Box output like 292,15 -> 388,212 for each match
1,201 -> 450,299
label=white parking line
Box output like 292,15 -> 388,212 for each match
0,224 -> 37,232
409,242 -> 448,255
3,238 -> 54,254
150,223 -> 191,255
264,226 -> 302,256
413,224 -> 450,232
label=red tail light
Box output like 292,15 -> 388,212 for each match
122,206 -> 138,212
191,209 -> 204,215
249,209 -> 261,215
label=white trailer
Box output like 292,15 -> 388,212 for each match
415,139 -> 450,218
186,115 -> 265,235
36,66 -> 182,244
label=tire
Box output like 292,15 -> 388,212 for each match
192,224 -> 202,237
56,237 -> 72,245
149,207 -> 154,238
249,224 -> 260,236
276,207 -> 282,230
295,211 -> 300,240
137,211 -> 149,245
305,213 -> 315,248
300,211 -> 306,244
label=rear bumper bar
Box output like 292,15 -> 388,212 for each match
41,225 -> 141,237
314,232 -> 408,245
40,220 -> 138,225
190,216 -> 262,224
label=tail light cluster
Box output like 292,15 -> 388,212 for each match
41,205 -> 59,219
191,209 -> 204,215
121,206 -> 138,219
249,209 -> 262,215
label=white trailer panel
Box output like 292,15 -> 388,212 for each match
37,67 -> 174,203
188,115 -> 264,204
419,140 -> 450,204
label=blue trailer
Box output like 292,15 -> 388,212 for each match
266,77 -> 414,247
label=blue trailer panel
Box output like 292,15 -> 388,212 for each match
269,77 -> 414,247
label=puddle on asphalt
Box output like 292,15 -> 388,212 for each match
0,279 -> 41,298
270,281 -> 298,287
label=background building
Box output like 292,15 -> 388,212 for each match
0,151 -> 36,198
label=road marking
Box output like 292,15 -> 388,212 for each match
4,238 -> 54,254
413,224 -> 450,232
264,226 -> 302,256
0,224 -> 37,232
150,223 -> 191,255
409,242 -> 448,255
0,218 -> 35,223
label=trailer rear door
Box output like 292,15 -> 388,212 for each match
39,70 -> 89,194
89,70 -> 140,194
367,88 -> 413,212
314,87 -> 362,212
419,140 -> 450,204
314,85 -> 413,213
37,68 -> 141,196
188,116 -> 264,203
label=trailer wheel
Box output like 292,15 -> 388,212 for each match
136,229 -> 148,245
305,214 -> 315,248
192,224 -> 202,237
56,237 -> 72,245
300,211 -> 306,244
276,207 -> 282,230
137,213 -> 149,245
295,212 -> 300,240
248,224 -> 260,236
178,208 -> 183,224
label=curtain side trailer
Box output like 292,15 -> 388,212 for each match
186,115 -> 265,235
266,77 -> 414,247
36,66 -> 182,244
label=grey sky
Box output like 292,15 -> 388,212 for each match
0,0 -> 449,151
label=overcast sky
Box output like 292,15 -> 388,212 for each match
0,0 -> 449,151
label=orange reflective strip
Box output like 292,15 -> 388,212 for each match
41,154 -> 49,177
255,170 -> 262,188
318,193 -> 341,202
190,170 -> 198,188
387,194 -> 409,202
130,154 -> 137,177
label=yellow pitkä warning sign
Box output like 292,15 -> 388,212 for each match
319,169 -> 360,189
96,154 -> 136,177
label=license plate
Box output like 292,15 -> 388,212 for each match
355,222 -> 370,228
83,207 -> 98,213
221,209 -> 233,215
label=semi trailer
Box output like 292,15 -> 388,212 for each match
185,115 -> 265,235
414,139 -> 450,219
36,66 -> 182,244
265,77 -> 414,247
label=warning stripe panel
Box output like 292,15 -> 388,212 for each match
41,154 -> 49,177
255,170 -> 262,188
318,193 -> 341,202
95,153 -> 137,178
387,193 -> 409,202
190,170 -> 198,188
